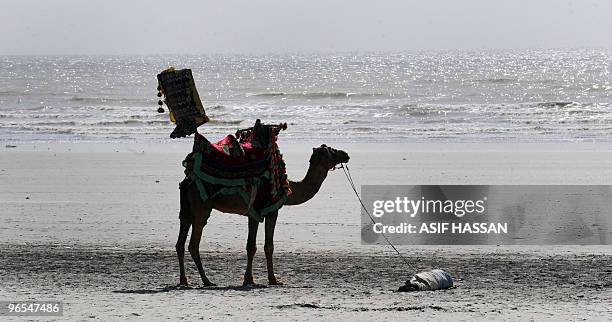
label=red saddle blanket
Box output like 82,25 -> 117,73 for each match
182,130 -> 290,222
191,134 -> 271,179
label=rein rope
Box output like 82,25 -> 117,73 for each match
339,163 -> 417,273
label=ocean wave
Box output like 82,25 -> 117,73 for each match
536,101 -> 577,108
29,121 -> 77,126
30,114 -> 90,119
566,109 -> 607,115
0,90 -> 24,96
94,120 -> 142,126
397,104 -> 441,116
14,126 -> 75,134
144,120 -> 168,125
18,105 -> 51,111
474,78 -> 517,84
247,92 -> 383,99
342,120 -> 366,125
2,116 -> 244,128
349,127 -> 378,132
68,96 -> 152,104
207,119 -> 243,125
50,128 -> 74,134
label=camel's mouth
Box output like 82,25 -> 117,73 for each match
334,150 -> 350,164
312,144 -> 350,167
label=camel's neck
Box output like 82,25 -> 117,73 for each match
284,162 -> 329,206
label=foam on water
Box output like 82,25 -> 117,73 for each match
0,49 -> 610,142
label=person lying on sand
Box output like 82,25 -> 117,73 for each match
398,269 -> 454,292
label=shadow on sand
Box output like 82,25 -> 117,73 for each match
113,284 -> 270,294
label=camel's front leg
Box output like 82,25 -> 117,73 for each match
264,211 -> 283,285
243,217 -> 259,286
176,180 -> 192,286
188,205 -> 215,287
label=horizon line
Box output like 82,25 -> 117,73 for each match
1,46 -> 611,57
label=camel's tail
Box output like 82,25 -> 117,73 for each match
178,177 -> 192,221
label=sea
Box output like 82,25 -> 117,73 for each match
1,49 -> 610,143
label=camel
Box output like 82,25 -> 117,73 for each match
175,142 -> 350,287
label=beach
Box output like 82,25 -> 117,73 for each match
1,142 -> 611,320
2,0 -> 612,319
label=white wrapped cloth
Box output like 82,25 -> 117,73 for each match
398,269 -> 453,292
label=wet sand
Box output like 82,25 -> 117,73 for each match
1,245 -> 611,320
1,142 -> 611,320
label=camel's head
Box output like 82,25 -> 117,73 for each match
310,144 -> 350,170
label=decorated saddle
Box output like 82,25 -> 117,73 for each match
183,120 -> 291,222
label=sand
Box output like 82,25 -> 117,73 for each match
1,141 -> 611,320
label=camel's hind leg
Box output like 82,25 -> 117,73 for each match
176,217 -> 190,286
264,211 -> 283,285
187,186 -> 215,287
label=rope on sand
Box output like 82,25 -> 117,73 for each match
340,164 -> 457,292
339,164 -> 417,273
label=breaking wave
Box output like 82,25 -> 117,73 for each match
247,92 -> 384,99
68,96 -> 152,104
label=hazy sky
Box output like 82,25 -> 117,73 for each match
1,0 -> 611,55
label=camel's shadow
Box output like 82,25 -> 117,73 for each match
113,284 -> 271,294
